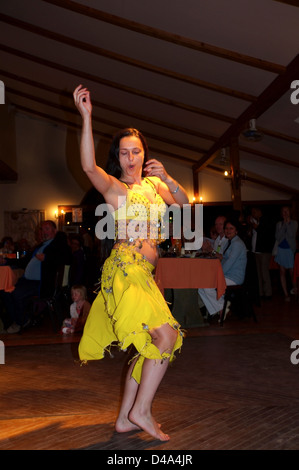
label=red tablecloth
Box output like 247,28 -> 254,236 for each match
155,257 -> 226,299
0,266 -> 24,292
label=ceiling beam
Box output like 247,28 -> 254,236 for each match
193,53 -> 299,173
0,159 -> 18,182
239,145 -> 299,169
0,13 -> 255,102
274,0 -> 299,7
258,127 -> 299,145
0,68 -> 219,142
3,67 -> 299,173
0,43 -> 234,124
6,85 -> 207,155
3,68 -> 299,151
207,164 -> 299,196
43,0 -> 286,74
3,68 -> 299,149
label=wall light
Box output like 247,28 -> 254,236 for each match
54,208 -> 65,219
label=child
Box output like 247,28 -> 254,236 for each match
61,285 -> 91,335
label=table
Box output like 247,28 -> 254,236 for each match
155,257 -> 226,298
155,257 -> 226,328
0,266 -> 24,292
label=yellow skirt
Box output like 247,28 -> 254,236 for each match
78,244 -> 184,383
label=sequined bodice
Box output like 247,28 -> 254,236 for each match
113,178 -> 167,247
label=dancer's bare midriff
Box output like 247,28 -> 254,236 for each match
114,239 -> 159,267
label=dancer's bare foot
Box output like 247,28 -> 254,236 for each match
129,410 -> 170,441
115,415 -> 162,434
115,416 -> 140,433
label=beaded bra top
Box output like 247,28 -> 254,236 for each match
113,177 -> 167,247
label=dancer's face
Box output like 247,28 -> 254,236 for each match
119,136 -> 144,179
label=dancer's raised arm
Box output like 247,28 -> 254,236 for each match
73,85 -> 124,206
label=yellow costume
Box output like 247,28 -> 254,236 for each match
78,179 -> 183,383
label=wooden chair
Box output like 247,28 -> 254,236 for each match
219,252 -> 260,326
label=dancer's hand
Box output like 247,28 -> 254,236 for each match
73,84 -> 92,119
144,159 -> 169,182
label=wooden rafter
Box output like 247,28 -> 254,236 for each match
0,44 -> 234,124
258,127 -> 299,146
3,68 -> 299,147
193,53 -> 299,173
0,160 -> 17,182
3,69 -> 299,172
239,146 -> 299,169
207,164 -> 299,196
43,0 -> 286,74
0,13 -> 256,102
3,63 -> 299,175
5,85 -> 207,155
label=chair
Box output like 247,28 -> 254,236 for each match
219,252 -> 259,326
32,264 -> 71,331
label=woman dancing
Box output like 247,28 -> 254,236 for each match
73,85 -> 189,441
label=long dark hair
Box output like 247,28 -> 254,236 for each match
105,128 -> 149,178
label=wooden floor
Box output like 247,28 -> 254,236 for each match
1,289 -> 299,451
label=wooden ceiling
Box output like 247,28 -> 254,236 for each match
0,0 -> 299,199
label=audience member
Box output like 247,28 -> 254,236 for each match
273,205 -> 298,301
61,284 -> 91,335
0,236 -> 15,253
5,220 -> 72,334
198,218 -> 247,320
0,238 -> 33,270
248,207 -> 275,300
202,215 -> 228,258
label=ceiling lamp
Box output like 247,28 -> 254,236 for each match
219,147 -> 229,166
242,119 -> 263,142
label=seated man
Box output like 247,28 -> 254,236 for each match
5,220 -> 72,334
198,218 -> 247,320
202,215 -> 228,257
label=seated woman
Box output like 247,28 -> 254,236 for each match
198,218 -> 247,319
73,85 -> 189,441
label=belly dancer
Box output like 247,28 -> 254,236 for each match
73,85 -> 189,441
